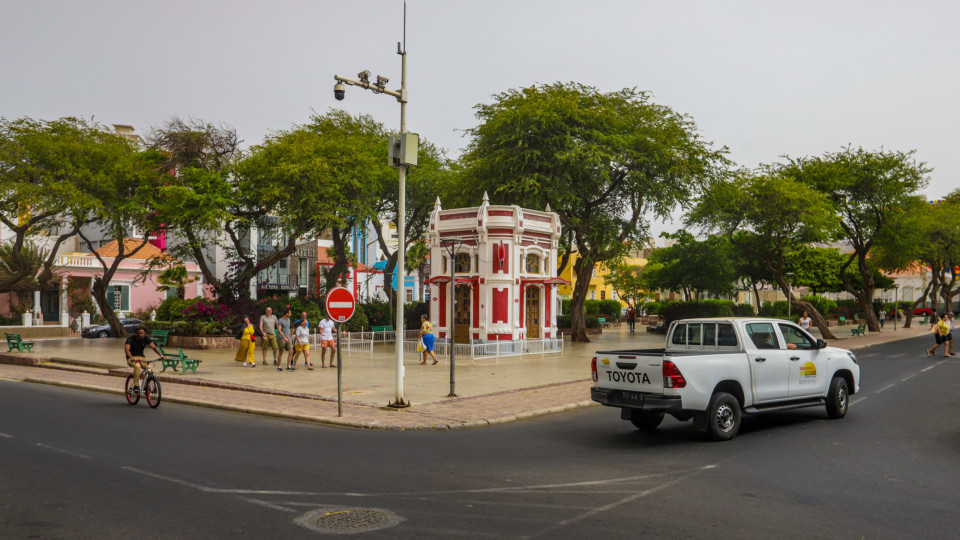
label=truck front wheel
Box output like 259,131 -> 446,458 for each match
629,410 -> 664,431
826,376 -> 849,419
706,392 -> 741,441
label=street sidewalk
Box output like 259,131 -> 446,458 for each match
0,323 -> 931,430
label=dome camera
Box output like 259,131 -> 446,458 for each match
334,82 -> 346,101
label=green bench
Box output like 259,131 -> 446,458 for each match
157,345 -> 202,374
150,329 -> 170,347
597,318 -> 609,328
917,315 -> 929,326
837,317 -> 848,326
371,326 -> 392,333
5,333 -> 34,353
850,323 -> 867,337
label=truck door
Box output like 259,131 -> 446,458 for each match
777,323 -> 827,397
745,322 -> 790,401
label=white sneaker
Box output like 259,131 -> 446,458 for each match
242,361 -> 252,367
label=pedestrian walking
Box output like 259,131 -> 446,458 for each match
926,314 -> 951,358
879,309 -> 886,328
418,314 -> 438,365
627,306 -> 636,334
259,307 -> 279,367
290,318 -> 311,370
947,313 -> 957,357
234,316 -> 256,367
799,311 -> 812,331
277,309 -> 293,372
318,314 -> 337,368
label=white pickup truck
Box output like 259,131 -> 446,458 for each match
590,318 -> 860,441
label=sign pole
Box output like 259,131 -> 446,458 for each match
337,323 -> 343,417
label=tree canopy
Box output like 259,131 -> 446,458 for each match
460,82 -> 728,341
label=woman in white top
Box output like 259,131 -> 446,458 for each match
289,319 -> 313,370
799,311 -> 812,331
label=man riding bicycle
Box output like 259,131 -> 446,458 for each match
125,327 -> 162,385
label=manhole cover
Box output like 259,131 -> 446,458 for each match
295,507 -> 403,535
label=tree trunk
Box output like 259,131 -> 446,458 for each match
568,258 -> 594,342
91,276 -> 126,338
856,289 -> 881,333
326,227 -> 352,287
752,281 -> 761,314
777,276 -> 837,340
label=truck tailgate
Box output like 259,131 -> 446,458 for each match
595,350 -> 664,394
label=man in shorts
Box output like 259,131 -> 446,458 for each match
259,307 -> 280,367
124,327 -> 163,385
277,309 -> 293,372
318,314 -> 337,368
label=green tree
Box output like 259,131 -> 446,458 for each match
405,238 -> 430,302
778,147 -> 931,332
604,260 -> 649,309
641,232 -> 737,300
460,83 -> 727,341
0,117 -> 103,297
689,171 -> 840,339
0,239 -> 49,310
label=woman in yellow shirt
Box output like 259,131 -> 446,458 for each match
235,315 -> 257,367
926,314 -> 951,358
418,314 -> 438,365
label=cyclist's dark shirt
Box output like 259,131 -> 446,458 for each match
125,335 -> 153,357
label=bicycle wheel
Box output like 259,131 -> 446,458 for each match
144,375 -> 161,408
124,375 -> 140,405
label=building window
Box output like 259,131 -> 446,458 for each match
600,290 -> 606,300
612,291 -> 618,301
455,253 -> 470,273
590,290 -> 596,300
106,285 -> 129,311
526,254 -> 540,274
405,288 -> 414,302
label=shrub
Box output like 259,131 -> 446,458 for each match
642,301 -> 662,317
404,302 -> 429,330
182,298 -> 232,323
156,297 -> 189,321
556,315 -> 571,328
733,303 -> 756,317
585,299 -> 622,320
344,307 -> 369,332
759,301 -> 789,318
585,316 -> 600,329
142,320 -> 230,336
661,300 -> 741,327
801,295 -> 837,317
361,301 -> 393,328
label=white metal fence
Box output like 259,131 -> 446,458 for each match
330,330 -> 564,363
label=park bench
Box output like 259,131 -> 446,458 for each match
837,317 -> 848,326
918,315 -> 929,326
646,321 -> 665,333
150,329 -> 170,347
850,323 -> 867,337
597,318 -> 609,328
157,345 -> 202,374
371,325 -> 391,332
5,333 -> 34,353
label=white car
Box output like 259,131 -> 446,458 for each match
591,318 -> 860,440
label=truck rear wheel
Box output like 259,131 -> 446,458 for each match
629,410 -> 664,431
826,376 -> 849,419
706,392 -> 741,441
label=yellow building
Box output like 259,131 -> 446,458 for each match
557,252 -> 647,307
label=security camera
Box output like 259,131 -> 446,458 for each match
358,70 -> 371,83
334,82 -> 345,101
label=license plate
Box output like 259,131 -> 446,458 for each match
619,391 -> 644,406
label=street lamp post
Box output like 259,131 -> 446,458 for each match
441,238 -> 465,398
333,4 -> 413,408
786,272 -> 795,320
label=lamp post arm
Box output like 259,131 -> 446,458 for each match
333,75 -> 403,101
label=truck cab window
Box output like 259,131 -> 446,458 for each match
717,323 -> 738,347
778,324 -> 815,350
671,324 -> 687,345
687,323 -> 702,346
746,322 -> 779,350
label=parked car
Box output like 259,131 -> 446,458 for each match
914,307 -> 934,316
81,318 -> 144,338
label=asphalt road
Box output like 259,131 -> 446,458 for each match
2,335 -> 959,539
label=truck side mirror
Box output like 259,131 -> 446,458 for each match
816,339 -> 827,349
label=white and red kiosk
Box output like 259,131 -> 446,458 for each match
425,193 -> 567,345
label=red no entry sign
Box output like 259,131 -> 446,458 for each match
325,287 -> 356,323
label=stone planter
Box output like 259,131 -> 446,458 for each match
168,335 -> 236,350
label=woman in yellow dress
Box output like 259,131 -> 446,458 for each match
234,315 -> 256,367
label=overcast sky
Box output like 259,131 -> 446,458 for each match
3,0 -> 957,238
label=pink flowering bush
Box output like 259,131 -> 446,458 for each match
182,298 -> 232,322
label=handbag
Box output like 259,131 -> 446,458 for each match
417,338 -> 424,353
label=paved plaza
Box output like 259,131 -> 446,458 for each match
0,323 -> 931,429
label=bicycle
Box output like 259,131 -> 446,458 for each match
124,358 -> 162,408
